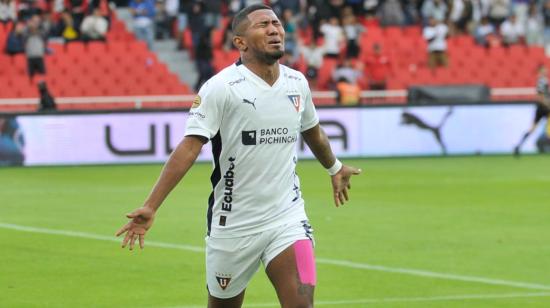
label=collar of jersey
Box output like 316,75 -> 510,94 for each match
236,63 -> 284,90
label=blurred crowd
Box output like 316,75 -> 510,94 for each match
1,0 -> 111,79
3,0 -> 550,103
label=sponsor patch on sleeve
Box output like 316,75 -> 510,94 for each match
192,95 -> 201,108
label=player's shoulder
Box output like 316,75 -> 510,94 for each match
200,64 -> 242,91
280,64 -> 309,89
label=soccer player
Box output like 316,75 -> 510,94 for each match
514,65 -> 550,156
115,4 -> 361,307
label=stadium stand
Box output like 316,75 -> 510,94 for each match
1,1 -> 549,110
0,16 -> 190,101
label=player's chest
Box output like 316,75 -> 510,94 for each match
226,87 -> 304,125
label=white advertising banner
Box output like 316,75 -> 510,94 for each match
0,104 -> 545,166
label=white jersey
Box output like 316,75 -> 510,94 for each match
185,60 -> 319,238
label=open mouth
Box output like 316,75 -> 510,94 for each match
268,40 -> 282,46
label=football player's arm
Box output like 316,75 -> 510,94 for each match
115,135 -> 206,250
301,124 -> 361,207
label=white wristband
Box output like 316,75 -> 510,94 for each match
327,159 -> 343,176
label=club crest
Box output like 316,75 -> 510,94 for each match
216,276 -> 231,290
288,95 -> 301,112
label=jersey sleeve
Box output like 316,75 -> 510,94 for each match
185,77 -> 226,139
300,79 -> 319,132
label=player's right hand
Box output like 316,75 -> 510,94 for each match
115,206 -> 156,250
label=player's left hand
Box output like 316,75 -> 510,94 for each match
331,165 -> 362,207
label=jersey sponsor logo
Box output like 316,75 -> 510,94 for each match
285,74 -> 301,81
215,273 -> 232,290
242,130 -> 257,145
242,98 -> 256,109
241,128 -> 297,145
288,95 -> 301,112
221,157 -> 236,212
228,77 -> 245,86
192,95 -> 201,108
189,111 -> 206,119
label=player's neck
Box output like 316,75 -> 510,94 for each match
242,58 -> 279,86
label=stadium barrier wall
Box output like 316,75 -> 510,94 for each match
0,104 -> 543,166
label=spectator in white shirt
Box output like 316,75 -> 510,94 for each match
80,7 -> 109,41
423,17 -> 449,69
320,16 -> 344,59
0,0 -> 16,24
475,16 -> 496,46
300,39 -> 325,87
500,14 -> 525,45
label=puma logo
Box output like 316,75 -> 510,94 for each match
242,98 -> 256,109
401,108 -> 453,155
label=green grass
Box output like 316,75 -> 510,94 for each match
1,156 -> 550,307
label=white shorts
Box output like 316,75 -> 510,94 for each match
205,220 -> 314,299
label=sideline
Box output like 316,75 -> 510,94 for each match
2,222 -> 550,292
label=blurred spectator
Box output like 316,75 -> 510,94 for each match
299,39 -> 324,87
175,0 -> 191,50
342,6 -> 364,58
194,28 -> 214,91
332,58 -> 362,86
66,0 -> 88,33
421,0 -> 448,23
204,0 -> 221,28
17,0 -> 43,21
41,11 -> 55,37
188,1 -> 207,52
525,3 -> 543,46
474,16 -> 496,46
55,9 -> 79,42
164,0 -> 178,32
5,21 -> 25,55
402,0 -> 420,25
378,0 -> 405,26
450,0 -> 474,35
363,0 -> 379,17
81,7 -> 108,41
25,14 -> 47,80
319,16 -> 344,58
222,16 -> 236,51
544,0 -> 550,51
0,0 -> 16,24
307,0 -> 333,41
500,14 -> 525,45
423,17 -> 448,69
272,0 -> 301,17
38,81 -> 56,111
336,76 -> 360,105
488,0 -> 510,28
227,0 -> 242,16
511,0 -> 529,27
130,0 -> 155,49
154,0 -> 171,39
282,8 -> 298,60
0,116 -> 25,166
364,43 -> 390,90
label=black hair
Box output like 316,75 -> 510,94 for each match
231,4 -> 273,35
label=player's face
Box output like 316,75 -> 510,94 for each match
244,9 -> 285,64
